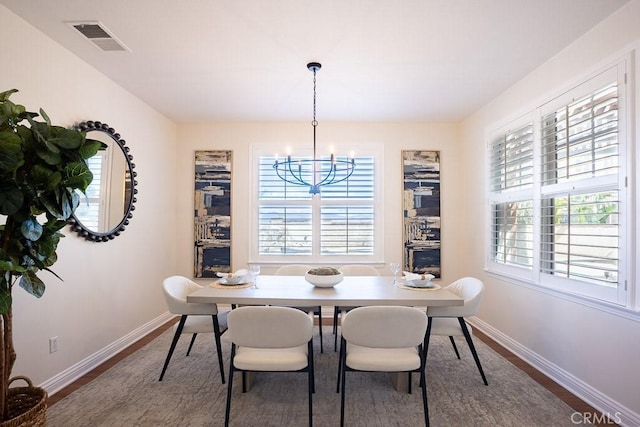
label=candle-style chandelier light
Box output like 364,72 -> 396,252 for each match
273,62 -> 355,194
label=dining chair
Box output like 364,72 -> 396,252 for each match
334,265 -> 381,350
424,277 -> 488,385
276,265 -> 324,353
159,276 -> 228,383
224,306 -> 315,427
338,306 -> 429,427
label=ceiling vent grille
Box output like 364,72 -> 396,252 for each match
66,21 -> 130,52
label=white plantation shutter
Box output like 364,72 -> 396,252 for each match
489,123 -> 534,269
257,154 -> 377,259
539,73 -> 621,293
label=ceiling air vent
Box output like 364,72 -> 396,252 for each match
66,21 -> 130,52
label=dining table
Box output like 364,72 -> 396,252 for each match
187,274 -> 463,392
187,274 -> 464,308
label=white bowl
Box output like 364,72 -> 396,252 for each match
305,272 -> 344,288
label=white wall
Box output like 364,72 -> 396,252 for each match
176,122 -> 462,279
1,6 -> 178,389
460,1 -> 640,424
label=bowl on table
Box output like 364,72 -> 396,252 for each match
305,267 -> 343,288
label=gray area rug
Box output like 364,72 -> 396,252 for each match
47,326 -> 579,426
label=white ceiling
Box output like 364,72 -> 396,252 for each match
1,0 -> 630,123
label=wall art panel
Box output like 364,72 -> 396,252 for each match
194,150 -> 232,278
402,150 -> 441,278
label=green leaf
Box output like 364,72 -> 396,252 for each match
0,130 -> 23,172
0,185 -> 24,215
64,161 -> 93,191
20,217 -> 43,241
79,138 -> 107,159
19,271 -> 45,298
50,126 -> 84,150
0,89 -> 19,102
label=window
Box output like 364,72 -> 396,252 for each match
252,144 -> 382,264
487,61 -> 630,306
489,123 -> 535,269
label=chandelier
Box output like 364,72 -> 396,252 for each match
273,62 -> 355,194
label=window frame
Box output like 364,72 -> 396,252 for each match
249,142 -> 384,265
485,57 -> 633,309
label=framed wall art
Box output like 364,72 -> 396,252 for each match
194,150 -> 232,278
402,150 -> 441,278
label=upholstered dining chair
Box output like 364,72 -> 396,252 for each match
276,265 -> 324,353
224,306 -> 315,427
333,265 -> 381,350
424,277 -> 488,386
159,276 -> 228,384
338,306 -> 429,427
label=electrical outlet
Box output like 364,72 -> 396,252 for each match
49,336 -> 58,354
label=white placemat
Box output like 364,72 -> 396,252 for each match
210,280 -> 254,290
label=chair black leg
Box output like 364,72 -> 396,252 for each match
420,367 -> 429,427
449,336 -> 461,359
458,317 -> 488,386
212,315 -> 226,384
308,340 -> 314,426
339,337 -> 347,427
419,343 -> 430,427
224,345 -> 236,427
308,341 -> 315,394
159,315 -> 187,381
336,336 -> 345,393
186,333 -> 197,356
420,317 -> 433,388
317,306 -> 323,353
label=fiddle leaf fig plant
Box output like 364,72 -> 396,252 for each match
0,89 -> 105,420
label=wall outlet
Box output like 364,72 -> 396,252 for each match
49,336 -> 58,354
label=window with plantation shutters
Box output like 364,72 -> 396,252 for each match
254,148 -> 380,262
489,123 -> 534,269
539,75 -> 621,295
486,60 -> 629,306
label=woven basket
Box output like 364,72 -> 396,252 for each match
1,376 -> 47,427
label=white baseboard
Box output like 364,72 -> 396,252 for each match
40,312 -> 175,396
469,317 -> 640,427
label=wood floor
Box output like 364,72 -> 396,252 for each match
47,318 -> 616,426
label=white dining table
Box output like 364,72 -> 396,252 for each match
187,275 -> 464,308
188,274 -> 462,392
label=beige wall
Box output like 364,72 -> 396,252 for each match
460,0 -> 640,422
176,122 -> 461,279
1,6 -> 178,388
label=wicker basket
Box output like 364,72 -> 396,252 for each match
1,376 -> 47,427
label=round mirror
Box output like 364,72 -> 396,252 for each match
69,121 -> 138,242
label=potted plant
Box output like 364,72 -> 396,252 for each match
0,89 -> 104,423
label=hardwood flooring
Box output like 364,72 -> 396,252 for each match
47,318 -> 617,426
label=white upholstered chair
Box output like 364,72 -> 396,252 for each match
159,276 -> 228,383
339,306 -> 429,427
224,306 -> 314,427
333,265 -> 381,350
276,265 -> 324,353
425,277 -> 488,385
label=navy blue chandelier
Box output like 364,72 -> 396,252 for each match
273,62 -> 355,194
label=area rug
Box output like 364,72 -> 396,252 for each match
47,327 -> 579,426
